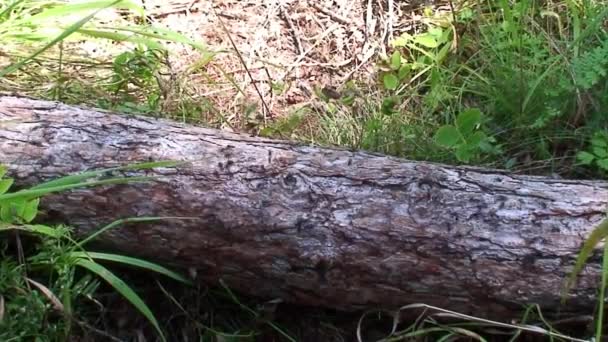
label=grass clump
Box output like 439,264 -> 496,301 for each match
302,0 -> 608,178
0,162 -> 191,341
0,0 -> 217,124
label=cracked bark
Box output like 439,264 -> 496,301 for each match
0,95 -> 606,319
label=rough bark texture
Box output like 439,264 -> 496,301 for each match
0,95 -> 606,319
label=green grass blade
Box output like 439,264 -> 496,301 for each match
521,58 -> 561,112
0,223 -> 63,238
31,160 -> 183,190
563,217 -> 608,300
570,6 -> 608,47
75,258 -> 166,342
596,241 -> 608,341
110,160 -> 187,171
0,0 -> 25,20
70,251 -> 192,285
0,0 -> 123,77
76,28 -> 163,49
0,176 -> 152,203
219,279 -> 296,341
78,216 -> 196,246
25,0 -> 143,23
98,25 -> 208,50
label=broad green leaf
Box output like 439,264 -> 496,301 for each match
383,73 -> 399,90
0,205 -> 12,222
21,199 -> 39,223
4,200 -> 26,221
0,165 -> 7,179
593,147 -> 608,158
467,131 -> 487,146
436,40 -> 452,64
428,27 -> 443,38
75,258 -> 166,341
391,33 -> 412,47
390,50 -> 401,70
592,134 -> 608,148
577,151 -> 596,165
413,33 -> 439,48
439,26 -> 452,44
456,108 -> 482,135
597,159 -> 608,171
455,145 -> 473,163
434,125 -> 460,147
70,251 -> 191,284
0,179 -> 13,195
398,64 -> 411,79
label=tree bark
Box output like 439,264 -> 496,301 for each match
0,94 -> 606,319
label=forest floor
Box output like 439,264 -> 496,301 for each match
67,0 -> 450,131
2,0 -> 604,340
129,0 -> 432,119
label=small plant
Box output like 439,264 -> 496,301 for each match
434,108 -> 499,163
572,40 -> 608,90
103,47 -> 165,114
577,131 -> 608,172
381,25 -> 454,93
0,162 -> 191,341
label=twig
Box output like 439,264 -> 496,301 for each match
310,3 -> 350,25
365,0 -> 375,39
341,44 -> 377,83
283,23 -> 340,79
388,0 -> 394,41
74,318 -> 126,342
212,6 -> 271,117
278,2 -> 304,55
187,0 -> 199,12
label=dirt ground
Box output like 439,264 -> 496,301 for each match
123,0 -> 452,127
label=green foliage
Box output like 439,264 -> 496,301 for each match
381,24 -> 454,94
110,49 -> 163,93
577,131 -> 608,171
100,47 -> 165,114
259,108 -> 307,138
0,0 -> 211,77
434,108 -> 499,163
572,39 -> 608,90
0,162 -> 190,341
367,0 -> 608,175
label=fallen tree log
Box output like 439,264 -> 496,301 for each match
0,94 -> 606,319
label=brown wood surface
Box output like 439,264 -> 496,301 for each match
0,95 -> 606,319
